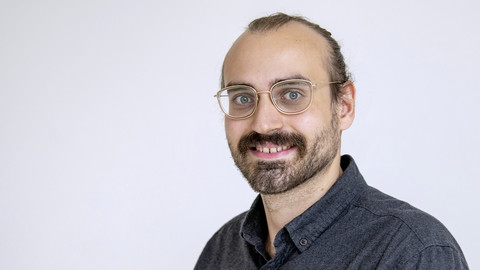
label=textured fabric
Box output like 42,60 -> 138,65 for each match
194,156 -> 468,269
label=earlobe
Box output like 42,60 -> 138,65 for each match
339,81 -> 356,131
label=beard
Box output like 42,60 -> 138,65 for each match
228,115 -> 341,195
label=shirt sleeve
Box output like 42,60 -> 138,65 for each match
399,245 -> 469,269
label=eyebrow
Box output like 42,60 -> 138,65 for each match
225,74 -> 311,88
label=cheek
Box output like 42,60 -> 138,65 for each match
286,108 -> 335,142
225,119 -> 247,143
288,114 -> 320,138
292,105 -> 332,129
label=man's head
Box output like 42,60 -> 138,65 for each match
221,13 -> 351,105
219,13 -> 355,194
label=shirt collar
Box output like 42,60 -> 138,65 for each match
240,155 -> 367,253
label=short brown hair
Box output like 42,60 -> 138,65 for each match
222,13 -> 351,104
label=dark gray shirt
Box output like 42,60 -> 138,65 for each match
194,156 -> 468,269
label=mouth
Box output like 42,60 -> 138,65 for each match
252,145 -> 292,153
237,131 -> 306,159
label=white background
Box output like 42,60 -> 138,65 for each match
1,0 -> 479,269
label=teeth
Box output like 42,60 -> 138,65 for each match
257,146 -> 291,153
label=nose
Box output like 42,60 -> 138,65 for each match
251,92 -> 283,134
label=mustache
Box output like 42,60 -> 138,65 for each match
237,131 -> 307,157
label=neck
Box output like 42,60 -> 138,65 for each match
261,154 -> 343,258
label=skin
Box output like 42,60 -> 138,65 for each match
223,22 -> 356,258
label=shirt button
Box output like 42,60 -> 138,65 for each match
300,238 -> 308,246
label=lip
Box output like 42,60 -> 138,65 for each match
250,146 -> 296,159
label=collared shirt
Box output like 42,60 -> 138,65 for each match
194,155 -> 468,269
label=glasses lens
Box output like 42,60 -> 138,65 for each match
217,87 -> 257,118
271,80 -> 312,113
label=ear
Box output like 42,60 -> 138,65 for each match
337,81 -> 355,131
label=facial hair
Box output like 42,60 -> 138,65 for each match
228,115 -> 341,195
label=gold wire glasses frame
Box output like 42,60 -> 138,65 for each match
214,79 -> 342,120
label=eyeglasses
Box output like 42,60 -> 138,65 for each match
214,79 -> 341,119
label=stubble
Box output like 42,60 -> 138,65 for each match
228,116 -> 340,194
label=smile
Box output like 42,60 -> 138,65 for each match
253,145 -> 292,153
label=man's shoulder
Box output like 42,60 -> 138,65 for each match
346,185 -> 469,268
200,210 -> 249,253
194,211 -> 255,270
354,185 -> 460,249
211,211 -> 248,240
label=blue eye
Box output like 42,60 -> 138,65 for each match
233,95 -> 253,105
286,91 -> 299,100
239,96 -> 250,104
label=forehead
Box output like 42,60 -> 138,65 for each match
223,22 -> 331,87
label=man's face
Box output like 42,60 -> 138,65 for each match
223,22 -> 343,194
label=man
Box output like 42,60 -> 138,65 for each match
195,13 -> 468,269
